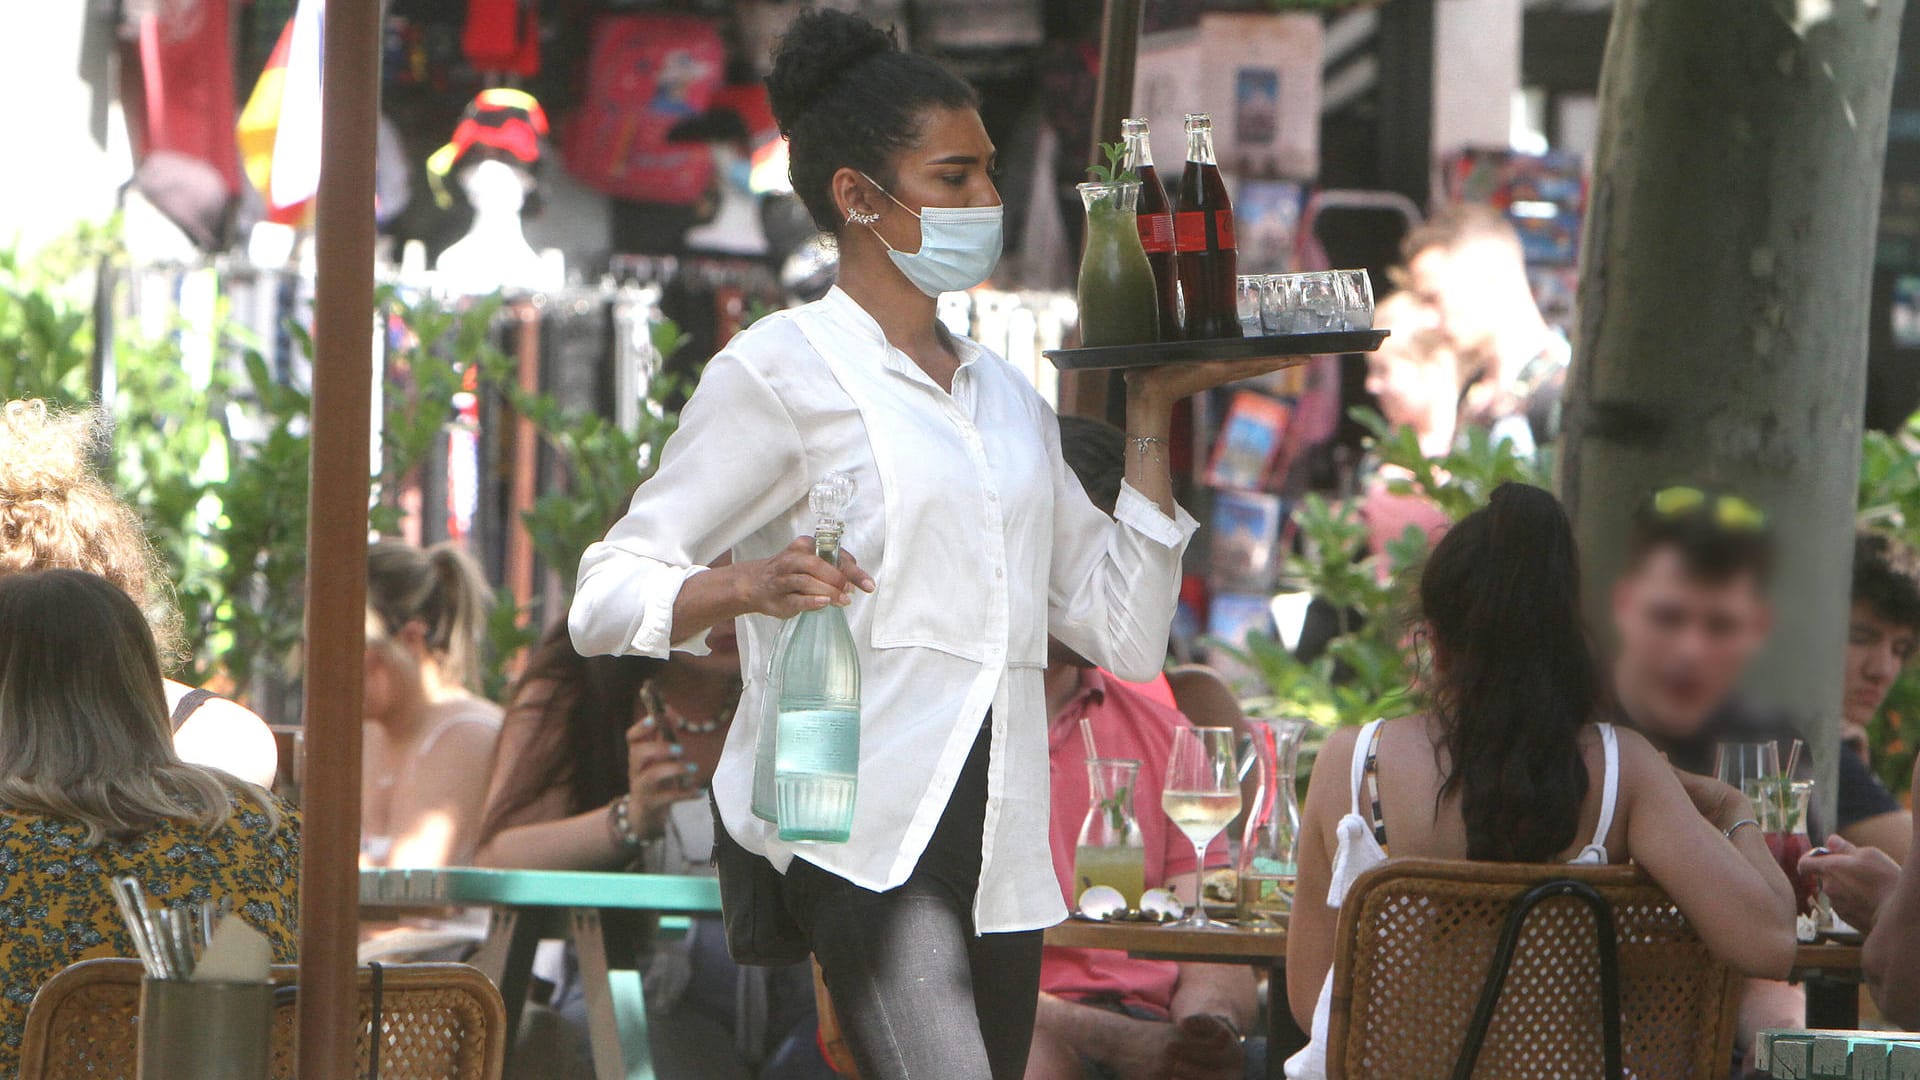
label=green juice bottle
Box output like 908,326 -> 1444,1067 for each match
767,474 -> 862,843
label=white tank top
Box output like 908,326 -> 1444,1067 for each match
1284,719 -> 1620,1080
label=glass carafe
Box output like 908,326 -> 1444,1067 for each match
1076,181 -> 1161,348
1073,758 -> 1146,910
1238,717 -> 1310,929
769,474 -> 862,843
1758,777 -> 1816,917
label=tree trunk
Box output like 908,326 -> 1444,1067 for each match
1561,0 -> 1904,824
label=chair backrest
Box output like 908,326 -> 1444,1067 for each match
1325,859 -> 1742,1080
19,959 -> 507,1080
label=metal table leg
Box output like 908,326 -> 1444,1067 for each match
572,907 -> 653,1080
1266,959 -> 1308,1079
467,906 -> 541,1076
1806,978 -> 1862,1030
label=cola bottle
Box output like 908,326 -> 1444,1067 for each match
1121,118 -> 1182,341
1175,114 -> 1241,340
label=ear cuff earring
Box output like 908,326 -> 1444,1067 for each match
846,208 -> 881,227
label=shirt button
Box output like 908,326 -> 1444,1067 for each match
995,568 -> 1005,579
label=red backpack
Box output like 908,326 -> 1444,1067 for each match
562,14 -> 724,206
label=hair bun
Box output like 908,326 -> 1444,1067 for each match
767,9 -> 898,136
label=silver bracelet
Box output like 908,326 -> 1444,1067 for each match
1723,818 -> 1761,841
1128,434 -> 1168,466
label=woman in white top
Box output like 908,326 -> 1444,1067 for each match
1284,483 -> 1799,1079
567,11 -> 1288,1078
360,540 -> 502,869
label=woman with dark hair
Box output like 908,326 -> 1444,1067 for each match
1282,483 -> 1799,1079
567,10 -> 1287,1077
475,619 -> 829,1080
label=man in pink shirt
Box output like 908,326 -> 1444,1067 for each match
1030,417 -> 1256,1080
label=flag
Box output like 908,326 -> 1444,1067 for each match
235,0 -> 324,222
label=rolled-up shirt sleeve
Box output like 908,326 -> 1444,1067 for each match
1044,413 -> 1198,683
570,349 -> 808,658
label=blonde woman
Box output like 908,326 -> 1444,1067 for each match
0,569 -> 299,1073
0,399 -> 278,787
360,540 -> 502,869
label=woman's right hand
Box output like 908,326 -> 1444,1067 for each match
624,717 -> 703,841
1672,766 -> 1751,831
740,536 -> 877,619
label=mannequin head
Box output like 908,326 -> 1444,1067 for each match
460,157 -> 531,218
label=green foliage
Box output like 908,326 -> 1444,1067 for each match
1856,416 -> 1920,796
0,223 -> 117,404
2,229 -> 689,716
1085,141 -> 1137,187
1224,408 -> 1550,730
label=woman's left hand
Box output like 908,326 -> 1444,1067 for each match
1802,835 -> 1902,933
1124,356 -> 1310,407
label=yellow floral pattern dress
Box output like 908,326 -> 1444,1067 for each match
0,788 -> 300,1076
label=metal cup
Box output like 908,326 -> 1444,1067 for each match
137,978 -> 272,1080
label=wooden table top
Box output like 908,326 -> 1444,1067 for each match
1043,920 -> 1286,965
1043,919 -> 1864,980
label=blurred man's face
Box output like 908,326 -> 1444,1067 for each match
1611,547 -> 1772,738
1365,346 -> 1456,436
1843,599 -> 1917,726
1405,241 -> 1508,361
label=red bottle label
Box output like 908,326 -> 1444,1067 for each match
1174,210 -> 1237,253
1137,213 -> 1176,253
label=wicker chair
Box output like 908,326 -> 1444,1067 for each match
1325,859 -> 1742,1080
18,959 -> 507,1080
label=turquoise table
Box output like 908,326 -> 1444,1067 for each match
361,868 -> 723,1080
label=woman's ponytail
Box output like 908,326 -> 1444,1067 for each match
1419,483 -> 1602,862
366,540 -> 494,692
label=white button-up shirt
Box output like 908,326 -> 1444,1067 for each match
570,287 -> 1196,932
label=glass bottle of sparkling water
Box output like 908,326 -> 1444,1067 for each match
772,474 -> 862,843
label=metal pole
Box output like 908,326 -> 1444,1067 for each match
296,0 -> 381,1071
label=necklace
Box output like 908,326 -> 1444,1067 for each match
641,678 -> 741,736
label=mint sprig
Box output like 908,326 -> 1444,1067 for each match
1086,141 -> 1138,186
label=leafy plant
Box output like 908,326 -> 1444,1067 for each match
3,229 -> 691,717
1085,141 -> 1137,187
1224,408 -> 1549,731
1857,417 -> 1920,796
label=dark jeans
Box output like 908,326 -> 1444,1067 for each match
783,723 -> 1044,1080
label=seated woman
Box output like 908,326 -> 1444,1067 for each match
1284,483 -> 1797,1079
475,619 -> 829,1080
0,569 -> 300,1073
360,540 -> 502,869
0,398 -> 278,787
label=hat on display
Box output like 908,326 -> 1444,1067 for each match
427,88 -> 550,206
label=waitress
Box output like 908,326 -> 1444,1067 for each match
569,10 -> 1291,1078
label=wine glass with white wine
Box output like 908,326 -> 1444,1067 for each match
1162,726 -> 1242,929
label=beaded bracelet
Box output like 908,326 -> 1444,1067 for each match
608,796 -> 645,851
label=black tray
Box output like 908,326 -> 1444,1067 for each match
1045,329 -> 1389,371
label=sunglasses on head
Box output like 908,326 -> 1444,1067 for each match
1649,486 -> 1767,531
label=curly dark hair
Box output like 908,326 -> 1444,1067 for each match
1853,531 -> 1920,634
765,8 -> 978,233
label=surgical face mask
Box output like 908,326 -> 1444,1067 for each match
859,172 -> 1003,297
